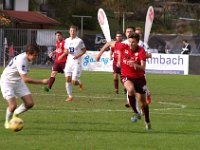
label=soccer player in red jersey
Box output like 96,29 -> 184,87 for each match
44,31 -> 67,92
96,33 -> 151,130
135,27 -> 152,104
110,31 -> 123,94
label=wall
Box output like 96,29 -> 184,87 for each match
14,0 -> 29,11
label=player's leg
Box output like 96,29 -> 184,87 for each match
113,63 -> 120,94
64,64 -> 73,101
146,85 -> 151,104
5,98 -> 17,129
47,71 -> 57,88
135,77 -> 151,130
123,78 -> 140,122
72,64 -> 83,91
0,81 -> 17,128
14,94 -> 34,116
137,93 -> 151,130
113,73 -> 119,94
65,76 -> 73,101
14,80 -> 33,116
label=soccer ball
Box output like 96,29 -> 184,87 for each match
9,117 -> 24,132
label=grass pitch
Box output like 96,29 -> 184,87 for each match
0,68 -> 200,150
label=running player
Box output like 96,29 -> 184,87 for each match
96,33 -> 151,130
44,31 -> 67,92
110,31 -> 123,94
64,25 -> 86,101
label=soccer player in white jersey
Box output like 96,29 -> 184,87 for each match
64,25 -> 86,101
0,44 -> 49,129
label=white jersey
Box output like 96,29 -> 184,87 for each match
64,36 -> 86,64
138,40 -> 150,52
1,52 -> 31,83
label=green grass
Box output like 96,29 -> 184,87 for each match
0,68 -> 200,150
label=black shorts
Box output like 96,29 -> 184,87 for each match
52,62 -> 66,73
121,76 -> 146,94
113,63 -> 121,74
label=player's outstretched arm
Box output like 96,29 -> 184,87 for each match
95,41 -> 116,61
20,74 -> 49,85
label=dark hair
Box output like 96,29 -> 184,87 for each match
55,31 -> 63,35
128,33 -> 140,41
125,26 -> 135,32
25,44 -> 40,54
183,39 -> 188,42
116,31 -> 123,35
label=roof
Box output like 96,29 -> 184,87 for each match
0,10 -> 60,25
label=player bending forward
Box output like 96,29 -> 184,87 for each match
0,44 -> 49,129
96,33 -> 151,130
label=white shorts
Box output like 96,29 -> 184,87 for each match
0,79 -> 31,100
64,62 -> 82,80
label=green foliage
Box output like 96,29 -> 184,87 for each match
0,68 -> 200,149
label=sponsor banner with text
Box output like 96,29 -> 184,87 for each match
82,51 -> 189,75
146,53 -> 189,75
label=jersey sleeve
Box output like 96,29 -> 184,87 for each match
79,39 -> 86,49
139,49 -> 147,61
115,42 -> 127,52
16,57 -> 28,75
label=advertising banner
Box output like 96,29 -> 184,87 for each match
82,51 -> 189,75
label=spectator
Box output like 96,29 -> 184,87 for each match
181,39 -> 191,54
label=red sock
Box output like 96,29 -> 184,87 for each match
128,95 -> 139,114
114,79 -> 119,91
142,105 -> 150,123
48,77 -> 55,89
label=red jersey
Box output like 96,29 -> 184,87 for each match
54,39 -> 67,63
115,42 -> 146,78
111,41 -> 121,64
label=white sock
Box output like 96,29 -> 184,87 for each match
146,86 -> 150,96
14,103 -> 27,115
66,82 -> 72,97
5,108 -> 13,122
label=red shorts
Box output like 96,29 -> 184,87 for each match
52,62 -> 65,73
121,76 -> 146,94
113,63 -> 121,74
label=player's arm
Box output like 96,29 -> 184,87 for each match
58,48 -> 68,60
146,52 -> 152,58
117,50 -> 121,67
95,41 -> 116,61
73,47 -> 86,59
110,48 -> 114,60
20,73 -> 49,85
133,60 -> 146,71
49,50 -> 56,58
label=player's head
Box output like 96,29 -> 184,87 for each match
135,27 -> 143,39
182,39 -> 188,44
115,31 -> 123,42
55,31 -> 63,41
125,26 -> 135,39
25,44 -> 40,61
128,33 -> 140,50
69,25 -> 78,38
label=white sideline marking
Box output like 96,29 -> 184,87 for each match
33,92 -> 122,99
32,92 -> 187,111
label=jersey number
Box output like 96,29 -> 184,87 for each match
69,47 -> 75,54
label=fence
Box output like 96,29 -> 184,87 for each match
0,28 -> 68,66
1,28 -> 200,67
